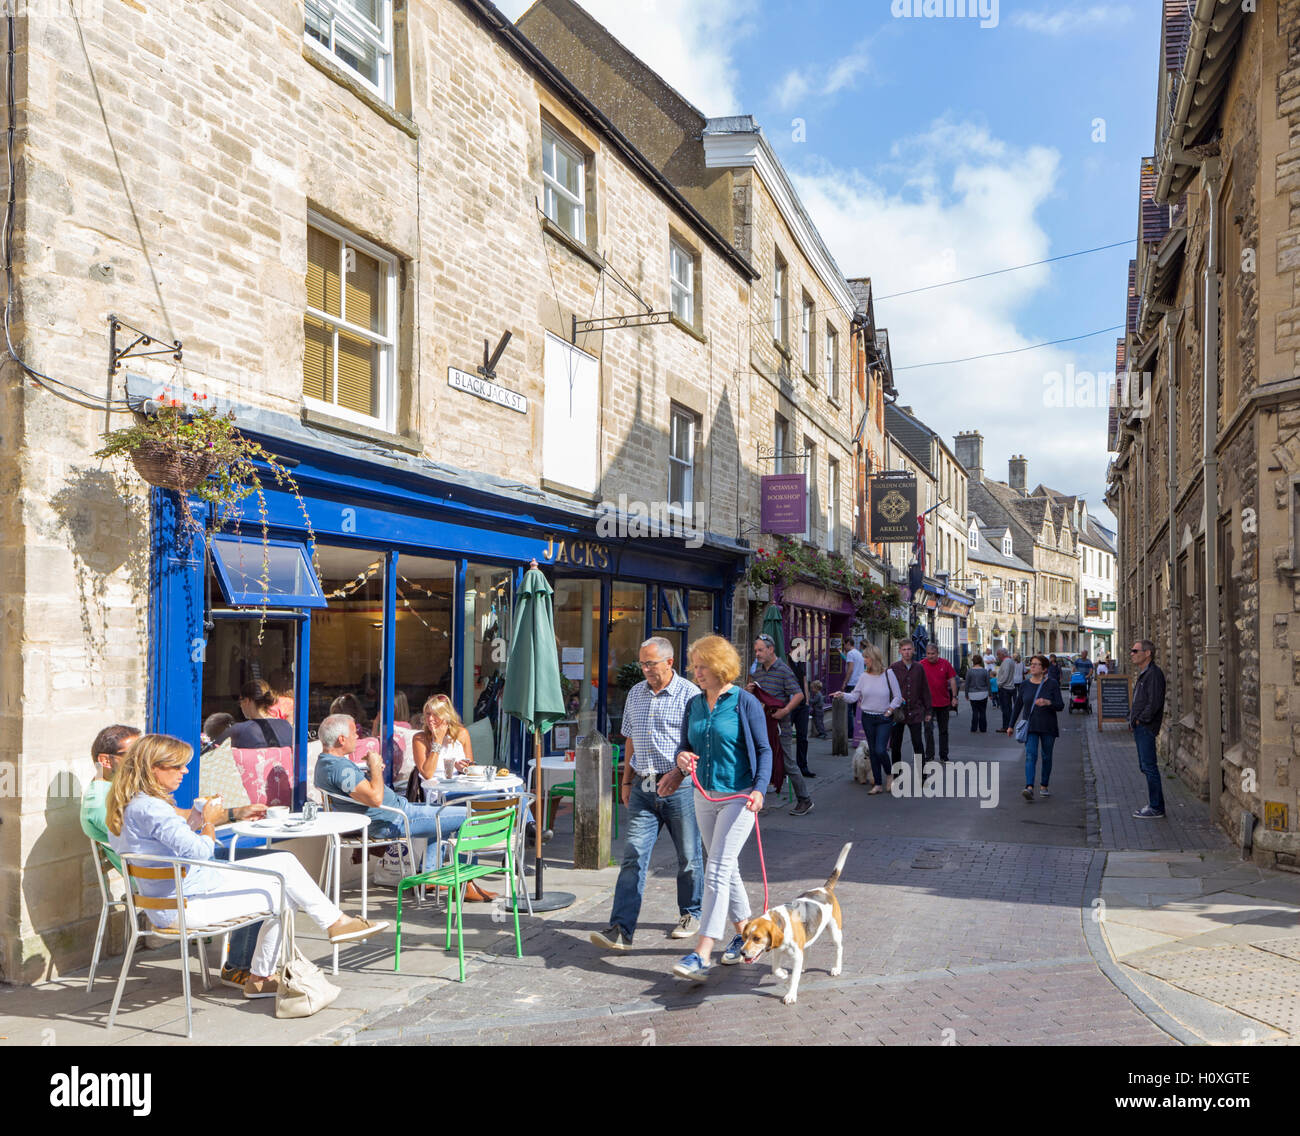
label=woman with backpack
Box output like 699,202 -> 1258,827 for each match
1006,654 -> 1064,801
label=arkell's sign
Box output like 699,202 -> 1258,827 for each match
868,475 -> 918,543
448,366 -> 528,414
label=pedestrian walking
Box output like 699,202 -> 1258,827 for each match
995,649 -> 1016,731
808,680 -> 827,738
1012,653 -> 1026,685
843,639 -> 865,689
1006,654 -> 1064,800
833,644 -> 902,794
921,643 -> 958,762
888,640 -> 931,767
790,656 -> 815,779
670,635 -> 771,982
964,654 -> 991,732
749,634 -> 814,816
590,637 -> 703,953
1129,639 -> 1167,819
1047,655 -> 1062,685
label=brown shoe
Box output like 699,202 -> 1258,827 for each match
461,881 -> 498,903
327,915 -> 389,943
243,975 -> 279,1000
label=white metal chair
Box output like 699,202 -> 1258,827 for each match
107,852 -> 287,1039
86,840 -> 144,993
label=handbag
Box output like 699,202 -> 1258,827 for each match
1014,679 -> 1047,744
275,919 -> 341,1019
887,665 -> 906,724
405,767 -> 426,804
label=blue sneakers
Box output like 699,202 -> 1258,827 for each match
672,951 -> 712,982
719,934 -> 746,965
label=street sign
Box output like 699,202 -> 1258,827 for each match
1097,674 -> 1132,727
448,366 -> 528,413
1101,600 -> 1117,612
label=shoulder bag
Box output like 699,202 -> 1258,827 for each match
886,668 -> 906,724
275,916 -> 341,1019
1014,679 -> 1047,744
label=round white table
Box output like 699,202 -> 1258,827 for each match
421,773 -> 525,799
228,812 -> 370,975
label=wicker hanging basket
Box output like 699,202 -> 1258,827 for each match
129,439 -> 217,493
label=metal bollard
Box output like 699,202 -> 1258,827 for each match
574,728 -> 611,869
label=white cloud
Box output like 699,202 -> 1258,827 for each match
1009,5 -> 1133,36
498,0 -> 753,114
790,120 -> 1116,513
774,40 -> 872,111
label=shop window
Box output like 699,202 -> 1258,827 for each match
305,0 -> 393,102
305,215 -> 397,429
393,553 -> 455,748
688,589 -> 714,647
542,123 -> 589,244
210,535 -> 326,609
311,545 -> 386,744
462,564 -> 513,766
551,577 -> 601,750
606,583 -> 648,741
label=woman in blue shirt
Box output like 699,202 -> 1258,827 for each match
107,734 -> 387,1001
671,635 -> 771,982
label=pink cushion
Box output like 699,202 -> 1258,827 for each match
230,747 -> 295,807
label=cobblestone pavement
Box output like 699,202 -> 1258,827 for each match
337,716 -> 1177,1046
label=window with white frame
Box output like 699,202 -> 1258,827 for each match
991,577 -> 1003,612
801,294 -> 814,372
542,124 -> 587,243
669,404 -> 698,518
968,522 -> 979,550
305,0 -> 393,102
773,251 -> 788,345
1002,533 -> 1013,557
827,457 -> 839,554
825,324 -> 838,400
774,413 -> 788,474
304,215 -> 397,429
1019,582 -> 1028,613
802,437 -> 815,537
669,239 -> 695,325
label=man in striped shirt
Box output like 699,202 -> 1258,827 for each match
590,637 -> 703,952
749,634 -> 814,816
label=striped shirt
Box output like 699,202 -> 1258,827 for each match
622,671 -> 701,774
751,657 -> 802,735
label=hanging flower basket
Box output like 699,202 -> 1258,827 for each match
129,438 -> 217,493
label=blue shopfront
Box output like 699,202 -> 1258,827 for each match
147,428 -> 744,808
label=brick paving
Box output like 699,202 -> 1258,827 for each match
1083,721 -> 1230,852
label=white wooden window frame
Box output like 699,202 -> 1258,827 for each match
825,324 -> 838,400
827,457 -> 839,554
668,404 -> 698,520
801,295 -> 814,372
304,0 -> 394,104
773,254 -> 787,345
1002,534 -> 1013,556
542,125 -> 588,244
968,523 -> 979,551
304,212 -> 398,432
670,239 -> 695,326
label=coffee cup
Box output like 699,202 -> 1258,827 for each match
267,806 -> 289,821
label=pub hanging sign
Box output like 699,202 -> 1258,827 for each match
869,475 -> 918,543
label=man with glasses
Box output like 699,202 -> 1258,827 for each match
591,637 -> 703,951
1128,639 -> 1167,818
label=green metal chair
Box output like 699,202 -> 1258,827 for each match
393,806 -> 522,982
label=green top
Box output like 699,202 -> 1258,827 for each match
686,688 -> 749,795
80,780 -> 121,872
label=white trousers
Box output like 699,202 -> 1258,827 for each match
169,852 -> 343,976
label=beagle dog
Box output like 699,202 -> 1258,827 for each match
738,843 -> 851,1005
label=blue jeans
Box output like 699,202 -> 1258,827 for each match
1134,725 -> 1164,812
1024,733 -> 1056,788
212,843 -> 262,971
861,712 -> 894,785
609,778 -> 703,938
374,799 -> 468,869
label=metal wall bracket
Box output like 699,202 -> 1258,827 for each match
109,314 -> 182,376
572,311 -> 673,342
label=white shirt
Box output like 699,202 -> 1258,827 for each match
844,647 -> 865,687
839,669 -> 902,715
1097,662 -> 1109,675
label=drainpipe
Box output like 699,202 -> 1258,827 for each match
1202,157 -> 1223,822
1165,319 -> 1181,767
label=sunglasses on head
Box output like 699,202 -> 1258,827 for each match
756,635 -> 775,645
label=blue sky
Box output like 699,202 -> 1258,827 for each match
502,0 -> 1163,525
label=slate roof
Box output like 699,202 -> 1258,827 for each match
884,402 -> 934,474
966,512 -> 1033,572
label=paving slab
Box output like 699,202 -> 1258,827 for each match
1101,922 -> 1181,958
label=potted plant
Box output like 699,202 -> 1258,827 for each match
96,391 -> 316,612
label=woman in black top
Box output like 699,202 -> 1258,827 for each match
218,679 -> 294,749
1007,654 -> 1064,801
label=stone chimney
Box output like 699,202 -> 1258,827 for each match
1008,455 -> 1028,495
954,430 -> 983,482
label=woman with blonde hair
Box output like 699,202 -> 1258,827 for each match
833,642 -> 903,794
107,734 -> 386,1000
409,694 -> 483,897
670,635 -> 771,982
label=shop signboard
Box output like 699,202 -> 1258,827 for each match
761,473 -> 807,534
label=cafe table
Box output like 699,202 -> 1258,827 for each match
228,811 -> 370,975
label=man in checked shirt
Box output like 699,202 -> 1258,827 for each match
590,637 -> 703,952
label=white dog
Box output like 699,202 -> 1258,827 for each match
851,740 -> 871,785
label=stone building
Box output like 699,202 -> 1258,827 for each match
964,512 -> 1036,659
518,0 -> 881,688
1105,0 -> 1300,860
0,0 -> 875,980
882,404 -> 973,663
957,436 -> 1082,655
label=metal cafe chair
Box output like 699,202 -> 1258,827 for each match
107,852 -> 286,1039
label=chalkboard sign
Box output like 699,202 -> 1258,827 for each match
1097,674 -> 1133,726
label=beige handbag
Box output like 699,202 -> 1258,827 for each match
274,919 -> 341,1019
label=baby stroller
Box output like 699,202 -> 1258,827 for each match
1068,670 -> 1091,713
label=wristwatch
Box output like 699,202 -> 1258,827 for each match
226,807 -> 233,824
